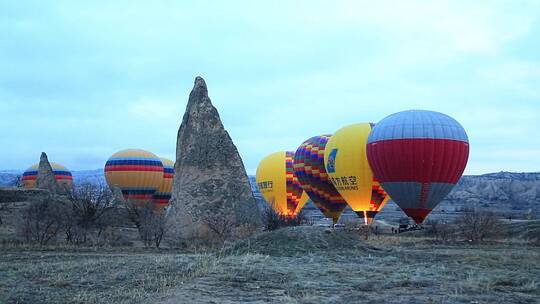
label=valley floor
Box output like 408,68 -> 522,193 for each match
1,227 -> 539,304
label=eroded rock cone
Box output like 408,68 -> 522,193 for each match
36,152 -> 62,194
169,77 -> 261,244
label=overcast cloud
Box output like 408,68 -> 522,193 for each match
1,0 -> 539,174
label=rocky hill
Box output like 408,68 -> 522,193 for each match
446,172 -> 539,214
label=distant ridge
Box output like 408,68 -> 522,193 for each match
471,171 -> 540,181
0,169 -> 106,187
1,169 -> 538,217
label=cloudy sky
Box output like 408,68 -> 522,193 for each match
1,1 -> 539,174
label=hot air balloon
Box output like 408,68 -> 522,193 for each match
256,151 -> 306,217
295,191 -> 310,216
367,110 -> 469,224
293,135 -> 347,224
104,149 -> 164,205
324,123 -> 390,225
153,157 -> 174,210
22,162 -> 73,190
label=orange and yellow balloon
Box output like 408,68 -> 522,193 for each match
324,123 -> 390,225
153,157 -> 174,210
21,162 -> 73,190
256,151 -> 306,217
104,149 -> 164,205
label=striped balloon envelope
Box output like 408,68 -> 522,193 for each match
367,110 -> 469,224
293,135 -> 347,224
21,162 -> 73,189
104,149 -> 164,204
324,123 -> 390,225
153,157 -> 174,210
256,151 -> 306,217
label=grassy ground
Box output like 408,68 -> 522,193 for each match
1,226 -> 538,304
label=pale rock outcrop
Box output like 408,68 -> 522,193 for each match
36,152 -> 62,194
169,77 -> 261,243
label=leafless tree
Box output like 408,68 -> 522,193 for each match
425,219 -> 456,242
64,183 -> 116,244
187,197 -> 242,245
455,209 -> 498,243
124,201 -> 169,248
200,204 -> 235,243
17,195 -> 67,245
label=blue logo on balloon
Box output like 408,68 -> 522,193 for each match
326,148 -> 338,173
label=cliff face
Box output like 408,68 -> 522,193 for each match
445,172 -> 540,215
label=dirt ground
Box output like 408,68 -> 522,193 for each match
1,226 -> 538,304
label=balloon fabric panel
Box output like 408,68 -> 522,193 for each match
285,152 -> 303,216
294,135 -> 347,224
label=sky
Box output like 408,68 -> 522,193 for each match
1,0 -> 539,175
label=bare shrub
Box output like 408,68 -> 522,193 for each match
0,203 -> 5,227
197,198 -> 255,245
64,183 -> 116,245
204,213 -> 235,241
524,209 -> 537,220
200,204 -> 235,243
425,219 -> 456,242
5,174 -> 22,187
528,227 -> 540,246
17,194 -> 68,245
125,201 -> 169,248
261,207 -> 306,231
455,209 -> 498,243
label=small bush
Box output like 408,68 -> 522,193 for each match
425,209 -> 501,243
262,207 -> 307,231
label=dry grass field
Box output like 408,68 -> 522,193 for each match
1,225 -> 539,304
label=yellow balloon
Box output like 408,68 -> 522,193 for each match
295,192 -> 309,216
104,149 -> 164,204
324,123 -> 390,225
256,151 -> 305,217
153,157 -> 174,210
21,162 -> 73,190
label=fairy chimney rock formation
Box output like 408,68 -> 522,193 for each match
169,76 -> 261,242
36,152 -> 61,194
